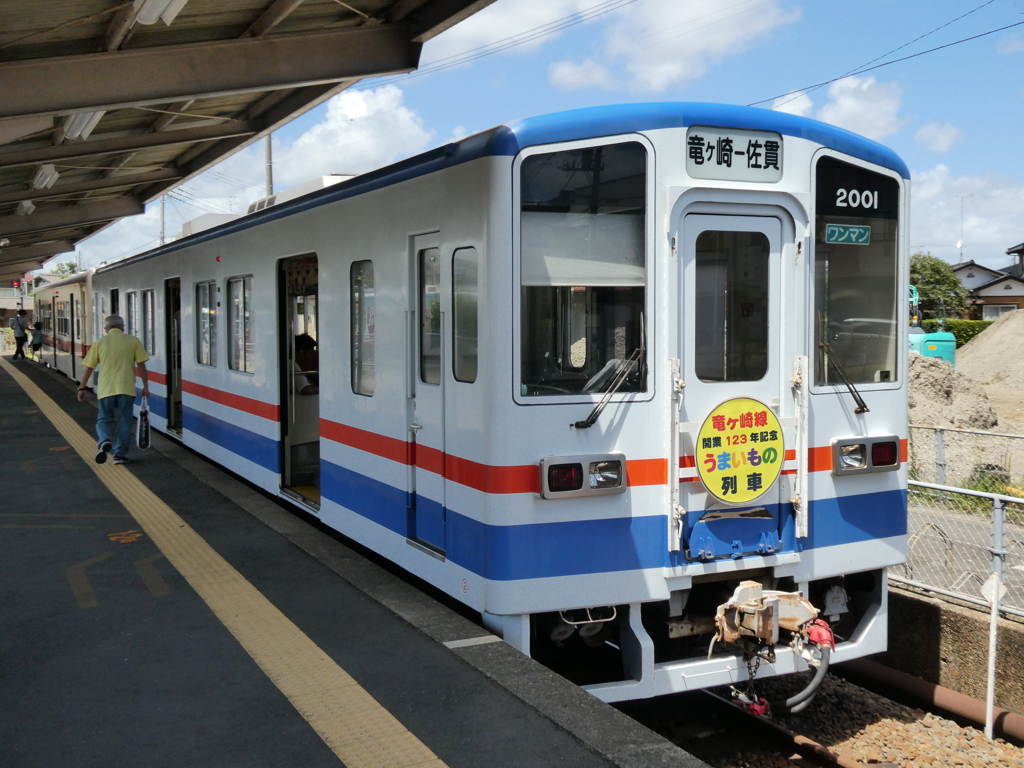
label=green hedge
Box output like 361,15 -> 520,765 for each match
920,319 -> 993,347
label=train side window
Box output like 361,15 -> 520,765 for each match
195,280 -> 217,366
452,247 -> 478,383
419,248 -> 441,385
227,276 -> 254,373
142,290 -> 155,354
351,260 -> 374,396
694,231 -> 770,382
519,141 -> 647,396
126,291 -> 138,337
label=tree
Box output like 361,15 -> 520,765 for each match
54,261 -> 79,276
910,251 -> 968,320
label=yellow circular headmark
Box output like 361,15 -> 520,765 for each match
695,397 -> 785,504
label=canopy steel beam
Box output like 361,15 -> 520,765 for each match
0,121 -> 258,170
0,240 -> 75,265
0,198 -> 144,238
0,169 -> 181,206
0,25 -> 421,120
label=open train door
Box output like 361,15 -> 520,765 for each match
164,278 -> 182,434
279,255 -> 320,509
673,212 -> 797,561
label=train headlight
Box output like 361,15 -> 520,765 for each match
589,460 -> 623,490
540,453 -> 627,499
839,444 -> 866,470
831,436 -> 901,475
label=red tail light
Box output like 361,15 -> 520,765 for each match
871,441 -> 898,467
548,463 -> 584,492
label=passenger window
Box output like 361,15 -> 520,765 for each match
694,231 -> 769,382
227,276 -> 254,373
126,291 -> 138,337
142,290 -> 155,355
420,248 -> 441,385
519,141 -> 647,396
351,260 -> 374,396
196,280 -> 217,366
452,247 -> 478,383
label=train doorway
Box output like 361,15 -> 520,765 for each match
675,213 -> 792,561
69,293 -> 77,379
279,255 -> 320,508
164,278 -> 182,434
407,233 -> 446,554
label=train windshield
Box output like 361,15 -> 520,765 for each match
814,157 -> 901,386
519,141 -> 647,396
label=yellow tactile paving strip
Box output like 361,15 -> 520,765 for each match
1,357 -> 446,768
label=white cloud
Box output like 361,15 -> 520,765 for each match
815,76 -> 902,141
771,90 -> 813,117
915,122 -> 963,154
911,165 -> 1024,267
548,58 -> 611,90
997,33 -> 1024,55
604,0 -> 800,93
274,85 -> 433,188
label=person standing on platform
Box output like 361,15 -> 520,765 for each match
10,309 -> 29,360
29,322 -> 43,361
76,314 -> 150,465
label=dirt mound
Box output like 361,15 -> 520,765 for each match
957,309 -> 1024,387
908,354 -> 998,429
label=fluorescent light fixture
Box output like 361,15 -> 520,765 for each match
133,0 -> 190,25
32,164 -> 59,190
64,110 -> 105,140
16,200 -> 36,216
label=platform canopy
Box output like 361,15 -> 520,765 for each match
0,0 -> 494,281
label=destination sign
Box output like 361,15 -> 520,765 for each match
686,127 -> 783,183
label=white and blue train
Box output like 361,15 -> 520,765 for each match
36,103 -> 909,706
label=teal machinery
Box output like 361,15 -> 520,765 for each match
909,285 -> 956,366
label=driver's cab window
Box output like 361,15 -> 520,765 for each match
519,141 -> 647,396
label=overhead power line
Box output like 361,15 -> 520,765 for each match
754,12 -> 1024,108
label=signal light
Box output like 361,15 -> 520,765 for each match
12,280 -> 20,288
548,463 -> 583,493
871,441 -> 898,467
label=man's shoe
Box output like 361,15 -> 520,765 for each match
95,440 -> 112,464
112,455 -> 128,465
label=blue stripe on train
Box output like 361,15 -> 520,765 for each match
320,456 -> 907,581
181,405 -> 280,473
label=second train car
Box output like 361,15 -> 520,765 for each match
62,103 -> 910,704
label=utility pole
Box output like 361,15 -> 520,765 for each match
265,135 -> 273,198
159,194 -> 165,246
957,193 -> 973,260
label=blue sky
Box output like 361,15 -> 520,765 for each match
63,0 -> 1024,271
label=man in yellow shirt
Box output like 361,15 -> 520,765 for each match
77,314 -> 150,465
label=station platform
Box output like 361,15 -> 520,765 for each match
0,355 -> 707,768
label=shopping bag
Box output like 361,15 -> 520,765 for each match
136,396 -> 151,449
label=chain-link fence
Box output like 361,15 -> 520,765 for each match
895,480 -> 1024,617
909,425 -> 1024,492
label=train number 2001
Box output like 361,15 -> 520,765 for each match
836,188 -> 878,209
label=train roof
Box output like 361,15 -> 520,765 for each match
101,102 -> 909,274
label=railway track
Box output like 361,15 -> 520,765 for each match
619,669 -> 1024,767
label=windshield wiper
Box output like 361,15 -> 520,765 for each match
573,316 -> 646,429
819,340 -> 869,414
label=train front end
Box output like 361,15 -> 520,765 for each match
485,105 -> 909,704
